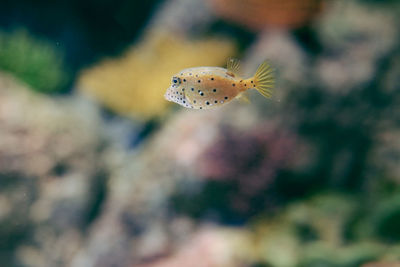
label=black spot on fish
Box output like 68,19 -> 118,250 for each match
200,107 -> 202,109
182,88 -> 185,91
251,80 -> 253,83
214,100 -> 218,103
232,83 -> 235,87
191,88 -> 194,91
206,101 -> 210,105
211,77 -> 214,80
194,100 -> 197,103
183,79 -> 186,82
225,96 -> 228,100
198,80 -> 201,83
213,89 -> 217,92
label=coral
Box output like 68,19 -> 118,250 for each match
251,194 -> 400,267
151,0 -> 215,35
369,53 -> 400,183
285,194 -> 358,245
362,262 -> 400,267
135,227 -> 253,267
208,0 -> 324,30
68,106 -> 269,266
197,124 -> 297,182
78,31 -> 235,120
298,242 -> 384,267
0,72 -> 105,266
315,0 -> 398,93
0,30 -> 69,93
369,196 -> 400,243
171,121 -> 301,223
252,0 -> 400,196
69,108 -> 230,266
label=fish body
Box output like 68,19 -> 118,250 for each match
164,59 -> 274,109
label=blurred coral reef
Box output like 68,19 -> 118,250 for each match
135,227 -> 253,267
0,72 -> 104,266
0,0 -> 400,266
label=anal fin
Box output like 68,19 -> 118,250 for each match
236,92 -> 251,104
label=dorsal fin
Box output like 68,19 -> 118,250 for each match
226,58 -> 240,76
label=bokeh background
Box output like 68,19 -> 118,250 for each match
1,0 -> 400,266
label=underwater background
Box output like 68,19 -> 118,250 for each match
0,0 -> 400,266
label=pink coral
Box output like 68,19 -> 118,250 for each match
135,228 -> 249,267
196,123 -> 298,213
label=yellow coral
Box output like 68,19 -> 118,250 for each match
78,31 -> 236,119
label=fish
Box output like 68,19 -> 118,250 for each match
164,58 -> 275,109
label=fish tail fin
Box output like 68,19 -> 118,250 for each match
253,61 -> 275,99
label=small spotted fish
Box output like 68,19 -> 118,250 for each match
164,58 -> 275,109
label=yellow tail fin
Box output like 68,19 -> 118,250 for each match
253,61 -> 275,98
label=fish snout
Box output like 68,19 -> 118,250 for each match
164,87 -> 174,101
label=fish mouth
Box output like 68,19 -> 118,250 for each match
164,85 -> 176,102
164,87 -> 170,98
164,93 -> 171,102
164,87 -> 173,101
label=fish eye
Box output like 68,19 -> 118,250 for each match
172,77 -> 181,84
